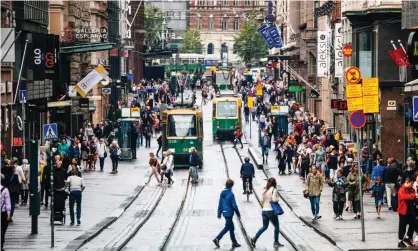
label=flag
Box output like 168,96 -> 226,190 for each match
388,47 -> 412,66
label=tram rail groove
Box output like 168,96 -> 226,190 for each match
76,184 -> 167,251
233,146 -> 300,251
219,142 -> 254,251
159,175 -> 191,251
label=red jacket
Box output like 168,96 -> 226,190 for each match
397,184 -> 416,215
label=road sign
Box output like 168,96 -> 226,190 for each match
343,44 -> 353,57
43,123 -> 58,141
413,97 -> 418,122
346,67 -> 361,84
349,111 -> 366,129
127,73 -> 134,80
347,97 -> 363,112
19,90 -> 27,103
346,84 -> 362,98
363,95 -> 379,113
362,78 -> 379,96
288,86 -> 304,92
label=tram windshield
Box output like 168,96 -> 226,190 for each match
167,114 -> 197,137
217,101 -> 237,117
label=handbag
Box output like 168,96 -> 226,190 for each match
269,189 -> 284,216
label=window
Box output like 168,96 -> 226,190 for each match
358,31 -> 372,77
221,16 -> 227,30
233,0 -> 238,6
246,0 -> 251,6
217,101 -> 237,117
197,15 -> 202,29
208,15 -> 214,30
314,1 -> 319,29
207,0 -> 214,6
207,43 -> 214,54
221,0 -> 228,6
233,16 -> 239,30
198,0 -> 205,6
167,115 -> 197,137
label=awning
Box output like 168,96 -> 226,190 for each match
60,42 -> 116,54
404,78 -> 418,92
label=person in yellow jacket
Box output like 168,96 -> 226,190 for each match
334,130 -> 343,141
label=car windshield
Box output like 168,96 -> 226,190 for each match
217,101 -> 237,117
167,114 -> 197,137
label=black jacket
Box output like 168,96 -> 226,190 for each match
53,167 -> 68,190
382,164 -> 402,184
189,152 -> 201,167
240,163 -> 255,177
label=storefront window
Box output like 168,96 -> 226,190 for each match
358,31 -> 372,78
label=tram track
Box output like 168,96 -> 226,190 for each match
77,183 -> 168,251
219,142 -> 255,251
232,145 -> 299,251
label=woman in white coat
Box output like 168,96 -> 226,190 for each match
160,151 -> 174,186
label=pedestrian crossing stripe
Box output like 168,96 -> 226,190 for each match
45,126 -> 57,139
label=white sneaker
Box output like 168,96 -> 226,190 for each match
339,215 -> 343,220
312,215 -> 317,220
333,214 -> 338,219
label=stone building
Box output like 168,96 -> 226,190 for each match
49,1 -> 110,133
189,0 -> 266,65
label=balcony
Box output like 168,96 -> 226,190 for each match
342,0 -> 401,23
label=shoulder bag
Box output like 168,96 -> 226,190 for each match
269,188 -> 284,215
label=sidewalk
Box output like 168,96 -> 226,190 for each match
4,144 -> 159,251
243,119 -> 400,251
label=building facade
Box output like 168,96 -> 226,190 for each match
149,0 -> 189,39
189,0 -> 266,65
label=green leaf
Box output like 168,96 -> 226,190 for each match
181,29 -> 204,54
144,4 -> 164,44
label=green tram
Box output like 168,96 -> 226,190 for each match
216,70 -> 232,90
117,118 -> 141,160
212,95 -> 242,140
161,108 -> 203,168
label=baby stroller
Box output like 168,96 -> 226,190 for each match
53,190 -> 68,225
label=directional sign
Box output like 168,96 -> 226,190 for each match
19,90 -> 27,103
413,97 -> 418,122
43,123 -> 58,141
349,111 -> 366,129
346,67 -> 361,84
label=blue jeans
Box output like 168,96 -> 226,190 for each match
137,135 -> 141,148
216,216 -> 237,243
69,190 -> 82,223
254,210 -> 279,243
309,195 -> 321,216
99,157 -> 105,170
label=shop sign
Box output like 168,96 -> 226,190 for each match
331,99 -> 347,110
62,26 -> 108,43
334,23 -> 343,77
73,65 -> 109,97
110,49 -> 118,57
13,137 -> 23,146
288,86 -> 304,92
317,31 -> 329,77
343,44 -> 352,57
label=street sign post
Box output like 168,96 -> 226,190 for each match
349,111 -> 366,129
413,96 -> 418,122
43,123 -> 58,141
346,67 -> 361,84
19,90 -> 27,103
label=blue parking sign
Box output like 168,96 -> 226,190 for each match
414,97 -> 418,122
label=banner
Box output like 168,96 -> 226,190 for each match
32,33 -> 45,81
73,65 -> 109,97
258,24 -> 283,49
334,23 -> 343,77
317,31 -> 328,77
388,47 -> 412,66
44,34 -> 59,80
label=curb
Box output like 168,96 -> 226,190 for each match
63,185 -> 145,251
248,147 -> 263,169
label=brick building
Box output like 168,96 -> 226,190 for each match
189,0 -> 266,64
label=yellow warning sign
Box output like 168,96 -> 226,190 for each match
363,95 -> 379,113
346,84 -> 362,98
362,78 -> 379,96
347,97 -> 363,112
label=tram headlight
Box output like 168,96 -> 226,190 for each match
216,121 -> 220,128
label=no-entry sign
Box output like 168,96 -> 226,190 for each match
349,111 -> 366,129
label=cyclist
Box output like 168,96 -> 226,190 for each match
240,157 -> 255,194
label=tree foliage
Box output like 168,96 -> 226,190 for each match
181,29 -> 204,54
144,4 -> 164,44
233,17 -> 268,64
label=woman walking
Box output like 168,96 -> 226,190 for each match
109,141 -> 120,173
145,152 -> 161,185
80,140 -> 90,171
305,167 -> 324,220
20,159 -> 29,205
328,169 -> 347,219
347,164 -> 365,219
250,177 -> 283,248
397,177 -> 416,248
97,138 -> 107,172
160,151 -> 174,186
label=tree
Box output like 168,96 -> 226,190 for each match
144,4 -> 164,44
233,16 -> 268,64
181,29 -> 204,54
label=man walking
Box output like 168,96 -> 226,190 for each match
213,179 -> 242,248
